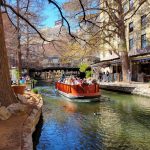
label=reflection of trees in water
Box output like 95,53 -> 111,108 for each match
98,92 -> 150,149
77,102 -> 101,114
111,93 -> 150,129
97,105 -> 123,149
129,96 -> 150,131
99,105 -> 139,149
132,96 -> 150,110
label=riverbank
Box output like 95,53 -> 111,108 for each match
0,92 -> 43,150
99,82 -> 150,97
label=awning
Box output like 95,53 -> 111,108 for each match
131,55 -> 150,62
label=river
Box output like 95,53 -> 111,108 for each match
34,81 -> 150,150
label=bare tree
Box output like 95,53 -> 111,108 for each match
0,5 -> 17,106
0,0 -> 66,106
0,0 -> 79,106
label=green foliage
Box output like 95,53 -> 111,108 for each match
33,79 -> 37,84
14,69 -> 20,80
79,63 -> 93,78
86,70 -> 93,78
79,63 -> 89,72
32,88 -> 38,94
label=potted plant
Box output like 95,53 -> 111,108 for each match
11,69 -> 26,95
12,84 -> 26,95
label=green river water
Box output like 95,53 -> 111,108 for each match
35,82 -> 150,150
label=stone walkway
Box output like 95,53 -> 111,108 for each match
99,82 -> 150,97
0,111 -> 29,150
0,92 -> 43,150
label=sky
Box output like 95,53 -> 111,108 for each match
42,0 -> 67,27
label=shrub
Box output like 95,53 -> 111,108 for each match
86,70 -> 93,78
32,88 -> 38,94
79,63 -> 93,78
79,63 -> 89,72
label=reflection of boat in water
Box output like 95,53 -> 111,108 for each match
55,82 -> 101,102
61,101 -> 77,113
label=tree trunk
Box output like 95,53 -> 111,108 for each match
120,51 -> 130,82
119,39 -> 130,82
117,3 -> 130,83
26,15 -> 30,75
17,0 -> 22,78
0,9 -> 17,106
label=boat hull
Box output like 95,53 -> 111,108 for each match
55,82 -> 101,102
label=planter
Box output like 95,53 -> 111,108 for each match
12,85 -> 26,95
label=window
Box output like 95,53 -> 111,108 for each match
129,38 -> 134,50
141,34 -> 146,48
141,15 -> 146,27
129,0 -> 134,9
129,22 -> 133,32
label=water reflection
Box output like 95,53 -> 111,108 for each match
35,87 -> 150,150
60,101 -> 77,113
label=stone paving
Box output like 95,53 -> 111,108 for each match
0,112 -> 28,150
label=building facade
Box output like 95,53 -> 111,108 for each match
92,0 -> 150,82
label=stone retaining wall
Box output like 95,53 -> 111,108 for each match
100,83 -> 150,97
100,85 -> 135,93
0,92 -> 43,150
19,92 -> 43,150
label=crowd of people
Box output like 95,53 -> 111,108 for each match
98,70 -> 133,82
99,71 -> 112,82
99,71 -> 124,82
58,75 -> 97,85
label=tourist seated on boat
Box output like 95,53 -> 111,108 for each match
67,77 -> 72,84
63,78 -> 69,84
86,78 -> 92,84
92,79 -> 97,84
59,76 -> 98,86
81,78 -> 87,84
85,77 -> 97,85
74,77 -> 82,85
60,74 -> 65,82
61,77 -> 78,85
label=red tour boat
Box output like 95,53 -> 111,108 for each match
55,82 -> 101,101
